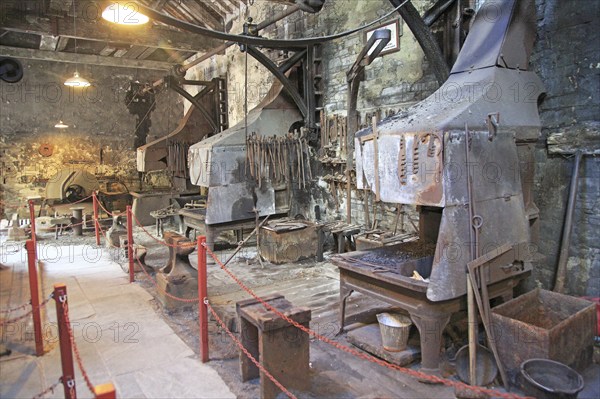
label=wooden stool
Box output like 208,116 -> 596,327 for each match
236,294 -> 311,399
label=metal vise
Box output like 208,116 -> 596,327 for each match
156,231 -> 198,312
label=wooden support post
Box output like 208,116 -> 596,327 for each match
93,192 -> 100,246
94,383 -> 116,399
372,116 -> 380,202
126,205 -> 134,283
28,200 -> 37,262
197,236 -> 209,363
26,239 -> 44,356
54,283 -> 76,399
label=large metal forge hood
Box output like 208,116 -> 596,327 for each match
354,0 -> 546,302
356,0 -> 544,207
188,80 -> 302,224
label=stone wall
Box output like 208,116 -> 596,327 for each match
0,60 -> 183,213
529,0 -> 600,296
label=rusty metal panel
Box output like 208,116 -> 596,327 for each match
188,95 -> 302,188
442,130 -> 524,206
356,132 -> 444,206
450,0 -> 536,74
258,220 -> 318,264
205,182 -> 274,225
354,68 -> 545,143
491,289 -> 597,383
428,194 -> 531,301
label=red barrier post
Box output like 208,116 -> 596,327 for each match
93,192 -> 100,246
53,283 -> 76,399
94,383 -> 116,399
26,239 -> 44,356
28,199 -> 37,262
126,205 -> 134,283
197,236 -> 209,363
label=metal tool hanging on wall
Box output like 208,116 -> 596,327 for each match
245,128 -> 312,189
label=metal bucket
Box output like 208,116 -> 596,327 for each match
376,312 -> 412,352
455,344 -> 498,386
520,359 -> 584,399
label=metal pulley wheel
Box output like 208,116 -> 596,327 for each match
65,184 -> 86,203
0,57 -> 24,83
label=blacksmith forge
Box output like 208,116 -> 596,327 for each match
333,0 -> 545,376
187,80 -> 302,249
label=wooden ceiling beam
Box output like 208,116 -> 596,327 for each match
0,10 -> 220,53
192,1 -> 225,31
0,44 -> 173,70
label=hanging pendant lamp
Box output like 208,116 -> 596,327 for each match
64,71 -> 91,87
64,0 -> 91,87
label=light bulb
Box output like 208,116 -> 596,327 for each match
102,3 -> 150,25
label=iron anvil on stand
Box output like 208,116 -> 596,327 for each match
156,231 -> 198,312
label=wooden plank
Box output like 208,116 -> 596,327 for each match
39,34 -> 59,50
189,0 -> 225,30
151,0 -> 169,10
136,46 -> 157,60
122,45 -> 148,59
0,45 -> 173,70
56,35 -> 69,51
212,0 -> 235,15
113,48 -> 129,57
0,10 -> 220,53
98,45 -> 116,56
547,122 -> 600,155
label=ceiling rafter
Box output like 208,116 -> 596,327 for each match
0,8 -> 220,52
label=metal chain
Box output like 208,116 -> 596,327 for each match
0,296 -> 53,327
65,194 -> 94,205
94,194 -> 117,217
62,301 -> 95,394
31,380 -> 60,399
0,300 -> 32,314
203,244 -> 531,399
130,211 -> 197,249
206,301 -> 297,399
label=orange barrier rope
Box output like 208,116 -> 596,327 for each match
206,301 -> 297,399
202,244 -> 531,399
65,195 -> 94,205
31,380 -> 61,399
134,253 -> 199,303
0,296 -> 53,327
130,212 -> 196,249
95,199 -> 117,217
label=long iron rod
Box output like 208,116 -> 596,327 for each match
463,125 -> 477,386
554,150 -> 583,293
